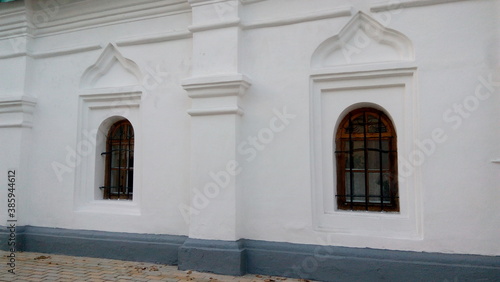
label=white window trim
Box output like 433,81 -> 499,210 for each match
310,64 -> 423,239
74,86 -> 142,216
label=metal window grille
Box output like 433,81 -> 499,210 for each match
100,120 -> 134,200
335,108 -> 399,212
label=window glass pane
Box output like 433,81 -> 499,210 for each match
381,140 -> 389,151
345,142 -> 390,169
345,115 -> 364,134
113,169 -> 127,186
367,151 -> 390,170
110,169 -> 130,195
367,150 -> 378,170
346,150 -> 364,169
366,140 -> 389,151
366,140 -> 389,169
352,140 -> 363,149
345,141 -> 364,169
368,173 -> 391,203
111,146 -> 121,168
112,126 -> 124,139
110,170 -> 120,189
111,148 -> 129,168
344,140 -> 363,151
367,114 -> 387,133
345,172 -> 365,202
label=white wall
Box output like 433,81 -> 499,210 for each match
0,0 -> 498,256
237,0 -> 500,256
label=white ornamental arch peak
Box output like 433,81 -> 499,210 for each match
80,43 -> 143,89
311,12 -> 414,68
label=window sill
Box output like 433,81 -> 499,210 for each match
326,209 -> 401,217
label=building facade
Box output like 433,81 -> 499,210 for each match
1,0 -> 499,280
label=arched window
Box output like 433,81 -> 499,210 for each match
335,108 -> 398,212
101,120 -> 134,200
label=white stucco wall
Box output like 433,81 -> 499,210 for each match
0,0 -> 498,256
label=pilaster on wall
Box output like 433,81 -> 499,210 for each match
0,96 -> 36,226
181,0 -> 250,274
181,73 -> 250,276
0,2 -> 36,228
188,0 -> 242,76
0,96 -> 36,129
0,1 -> 30,58
0,1 -> 34,99
184,0 -> 249,241
182,74 -> 250,241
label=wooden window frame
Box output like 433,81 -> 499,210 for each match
102,120 -> 134,200
335,108 -> 399,212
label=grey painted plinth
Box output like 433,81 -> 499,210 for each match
244,240 -> 500,282
2,226 -> 500,281
6,226 -> 186,265
178,238 -> 245,276
0,225 -> 24,252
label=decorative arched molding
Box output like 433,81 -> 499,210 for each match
311,12 -> 414,68
80,43 -> 143,89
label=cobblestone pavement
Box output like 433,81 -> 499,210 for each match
0,251 -> 313,282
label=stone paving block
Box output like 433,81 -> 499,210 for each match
117,276 -> 135,280
42,277 -> 60,281
27,274 -> 46,279
146,275 -> 166,280
0,251 -> 312,282
129,278 -> 152,282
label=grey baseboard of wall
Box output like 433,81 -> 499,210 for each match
178,238 -> 246,276
244,240 -> 500,281
0,225 -> 24,252
1,226 -> 500,281
0,225 -> 187,265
